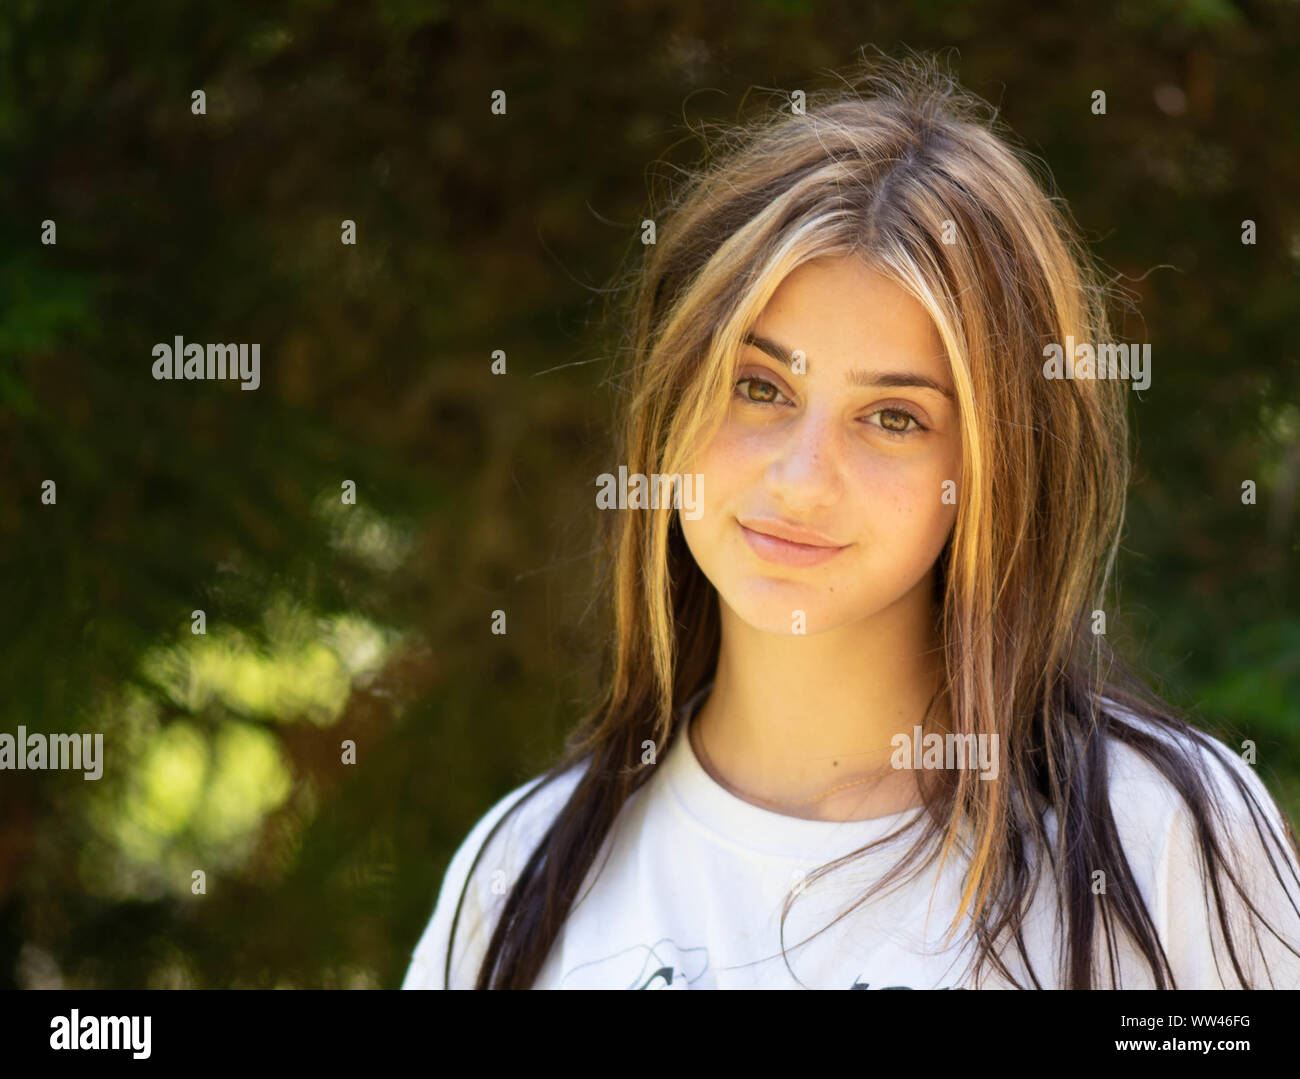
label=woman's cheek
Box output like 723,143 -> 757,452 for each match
843,463 -> 950,568
694,434 -> 750,515
680,445 -> 735,560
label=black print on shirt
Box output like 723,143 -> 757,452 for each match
850,981 -> 965,989
558,938 -> 712,989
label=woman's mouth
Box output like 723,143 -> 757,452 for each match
737,519 -> 849,568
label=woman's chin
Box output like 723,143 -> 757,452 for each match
722,597 -> 852,637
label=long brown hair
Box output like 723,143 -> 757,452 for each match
448,48 -> 1300,989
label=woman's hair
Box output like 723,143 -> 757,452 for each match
446,48 -> 1300,989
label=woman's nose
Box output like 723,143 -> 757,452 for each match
766,409 -> 842,509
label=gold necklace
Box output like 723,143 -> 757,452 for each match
689,690 -> 938,810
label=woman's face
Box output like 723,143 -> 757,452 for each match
679,255 -> 962,636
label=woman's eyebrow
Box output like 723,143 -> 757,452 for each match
742,331 -> 955,399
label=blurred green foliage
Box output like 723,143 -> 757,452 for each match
0,0 -> 1296,987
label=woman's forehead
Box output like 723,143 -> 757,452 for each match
747,259 -> 952,390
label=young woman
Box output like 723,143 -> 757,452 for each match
402,53 -> 1300,989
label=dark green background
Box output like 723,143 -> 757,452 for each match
0,0 -> 1296,987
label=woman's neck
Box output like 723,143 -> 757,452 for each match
690,582 -> 946,822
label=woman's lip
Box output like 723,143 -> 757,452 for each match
739,523 -> 849,567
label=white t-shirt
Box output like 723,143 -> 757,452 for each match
402,685 -> 1300,989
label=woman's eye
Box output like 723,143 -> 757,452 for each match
733,380 -> 927,439
734,377 -> 786,404
870,407 -> 926,437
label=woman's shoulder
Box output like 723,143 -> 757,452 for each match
1093,695 -> 1300,987
402,756 -> 589,989
1096,695 -> 1288,836
458,757 -> 590,880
